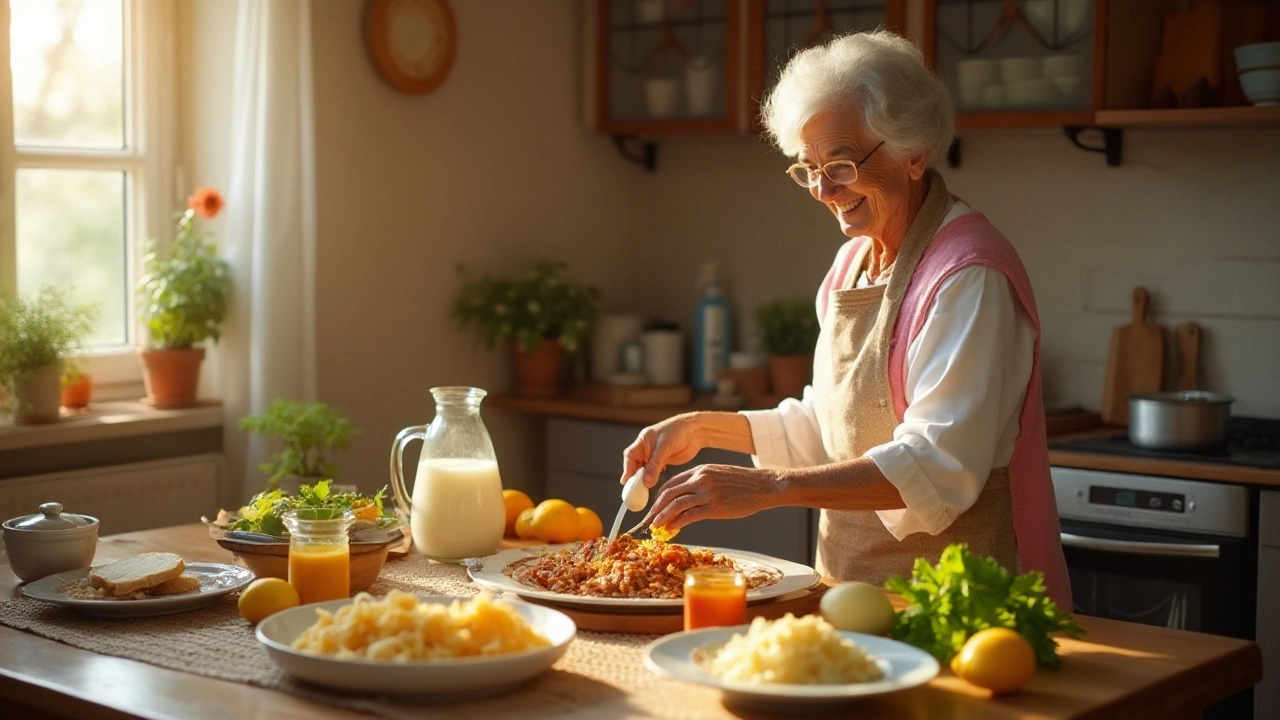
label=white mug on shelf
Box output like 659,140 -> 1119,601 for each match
642,330 -> 683,386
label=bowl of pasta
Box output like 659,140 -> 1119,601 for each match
255,590 -> 575,696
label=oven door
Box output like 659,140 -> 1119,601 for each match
1060,519 -> 1253,639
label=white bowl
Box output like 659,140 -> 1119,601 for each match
999,57 -> 1041,83
256,595 -> 576,696
1234,41 -> 1280,72
1239,68 -> 1280,106
1042,54 -> 1087,78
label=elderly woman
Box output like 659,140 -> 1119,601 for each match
622,31 -> 1070,605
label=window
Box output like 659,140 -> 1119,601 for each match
1,0 -> 177,389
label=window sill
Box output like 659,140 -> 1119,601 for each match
0,400 -> 223,453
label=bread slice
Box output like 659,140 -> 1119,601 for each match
89,553 -> 185,597
148,574 -> 201,596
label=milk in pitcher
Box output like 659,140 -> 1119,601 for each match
411,457 -> 504,561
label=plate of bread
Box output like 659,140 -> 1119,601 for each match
21,552 -> 254,617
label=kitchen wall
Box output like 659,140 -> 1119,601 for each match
183,0 -> 1278,501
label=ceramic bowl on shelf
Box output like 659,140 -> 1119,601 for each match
1238,69 -> 1280,106
1234,41 -> 1280,72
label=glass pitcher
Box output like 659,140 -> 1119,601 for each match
389,386 -> 504,562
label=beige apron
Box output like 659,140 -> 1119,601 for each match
810,169 -> 1017,583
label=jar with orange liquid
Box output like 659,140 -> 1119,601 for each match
684,566 -> 747,631
282,508 -> 354,605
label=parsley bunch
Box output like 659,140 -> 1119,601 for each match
884,544 -> 1084,669
228,479 -> 389,538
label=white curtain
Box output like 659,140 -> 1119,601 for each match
220,0 -> 317,503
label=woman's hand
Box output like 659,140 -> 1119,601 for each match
633,464 -> 782,533
620,413 -> 708,490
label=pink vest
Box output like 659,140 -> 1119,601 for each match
817,212 -> 1072,608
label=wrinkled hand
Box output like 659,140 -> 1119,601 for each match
632,464 -> 781,533
620,413 -> 706,490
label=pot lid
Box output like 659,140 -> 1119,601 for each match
5,502 -> 97,531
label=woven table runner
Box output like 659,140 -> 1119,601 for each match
0,553 -> 731,719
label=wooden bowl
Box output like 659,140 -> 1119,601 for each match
215,538 -> 394,592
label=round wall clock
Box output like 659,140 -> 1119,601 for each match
365,0 -> 457,95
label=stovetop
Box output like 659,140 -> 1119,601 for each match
1049,416 -> 1280,470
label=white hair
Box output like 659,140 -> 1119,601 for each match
761,30 -> 954,166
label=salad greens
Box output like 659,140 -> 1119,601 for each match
227,479 -> 391,537
884,543 -> 1084,669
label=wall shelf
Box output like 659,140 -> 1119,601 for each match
1094,106 -> 1280,129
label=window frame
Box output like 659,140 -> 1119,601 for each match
0,0 -> 179,395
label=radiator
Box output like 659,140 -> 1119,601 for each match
0,454 -> 223,536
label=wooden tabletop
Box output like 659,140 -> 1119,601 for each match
0,523 -> 1263,720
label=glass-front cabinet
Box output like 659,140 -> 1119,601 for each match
924,0 -> 1103,127
591,0 -> 906,135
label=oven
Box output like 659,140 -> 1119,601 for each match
1051,467 -> 1255,719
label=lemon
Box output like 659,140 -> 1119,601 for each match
530,499 -> 581,544
575,507 -> 603,541
514,507 -> 538,539
951,627 -> 1037,694
502,489 -> 535,537
819,581 -> 896,636
238,577 -> 301,625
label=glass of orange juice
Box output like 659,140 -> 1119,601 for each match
282,508 -> 354,605
684,566 -> 747,631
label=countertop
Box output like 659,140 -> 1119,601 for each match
0,523 -> 1264,719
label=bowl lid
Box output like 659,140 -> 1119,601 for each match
4,502 -> 98,532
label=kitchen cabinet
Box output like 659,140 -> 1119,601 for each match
546,417 -> 815,564
588,0 -> 906,136
1255,490 -> 1280,720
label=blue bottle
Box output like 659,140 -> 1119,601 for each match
694,263 -> 731,392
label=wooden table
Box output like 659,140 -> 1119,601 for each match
0,523 -> 1263,720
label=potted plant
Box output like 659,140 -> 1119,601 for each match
137,187 -> 232,408
452,260 -> 600,398
238,399 -> 361,494
0,285 -> 98,424
756,297 -> 820,400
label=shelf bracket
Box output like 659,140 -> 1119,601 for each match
612,134 -> 658,172
946,137 -> 962,169
1063,126 -> 1123,167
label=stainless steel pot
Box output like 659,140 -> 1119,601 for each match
1128,391 -> 1234,451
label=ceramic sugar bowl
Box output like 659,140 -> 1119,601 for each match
2,502 -> 99,582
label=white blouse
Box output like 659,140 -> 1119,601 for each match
742,204 -> 1037,539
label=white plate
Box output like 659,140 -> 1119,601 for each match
644,626 -> 939,713
256,595 -> 576,696
20,562 -> 254,618
467,544 -> 820,612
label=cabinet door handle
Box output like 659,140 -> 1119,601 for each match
1060,532 -> 1220,559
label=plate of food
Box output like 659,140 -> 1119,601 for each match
21,552 -> 255,618
256,590 -> 576,696
466,534 -> 821,612
644,614 -> 939,713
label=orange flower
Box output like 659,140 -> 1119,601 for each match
187,187 -> 224,218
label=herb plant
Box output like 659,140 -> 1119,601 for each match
238,400 -> 359,488
756,297 -> 820,356
452,260 -> 601,353
0,285 -> 98,389
138,187 -> 231,349
228,479 -> 389,537
885,544 -> 1084,669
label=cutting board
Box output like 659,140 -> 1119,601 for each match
519,581 -> 829,634
1101,287 -> 1165,425
1175,322 -> 1202,391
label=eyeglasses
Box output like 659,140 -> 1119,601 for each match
785,141 -> 885,188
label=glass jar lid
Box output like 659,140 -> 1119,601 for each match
5,502 -> 98,531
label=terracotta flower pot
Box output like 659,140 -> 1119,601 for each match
60,373 -> 92,410
767,354 -> 813,400
139,348 -> 206,408
511,339 -> 565,398
12,365 -> 62,424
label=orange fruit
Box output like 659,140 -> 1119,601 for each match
502,489 -> 535,536
237,577 -> 300,625
530,498 -> 581,544
951,627 -> 1036,694
575,507 -> 603,541
353,503 -> 380,522
514,507 -> 538,539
